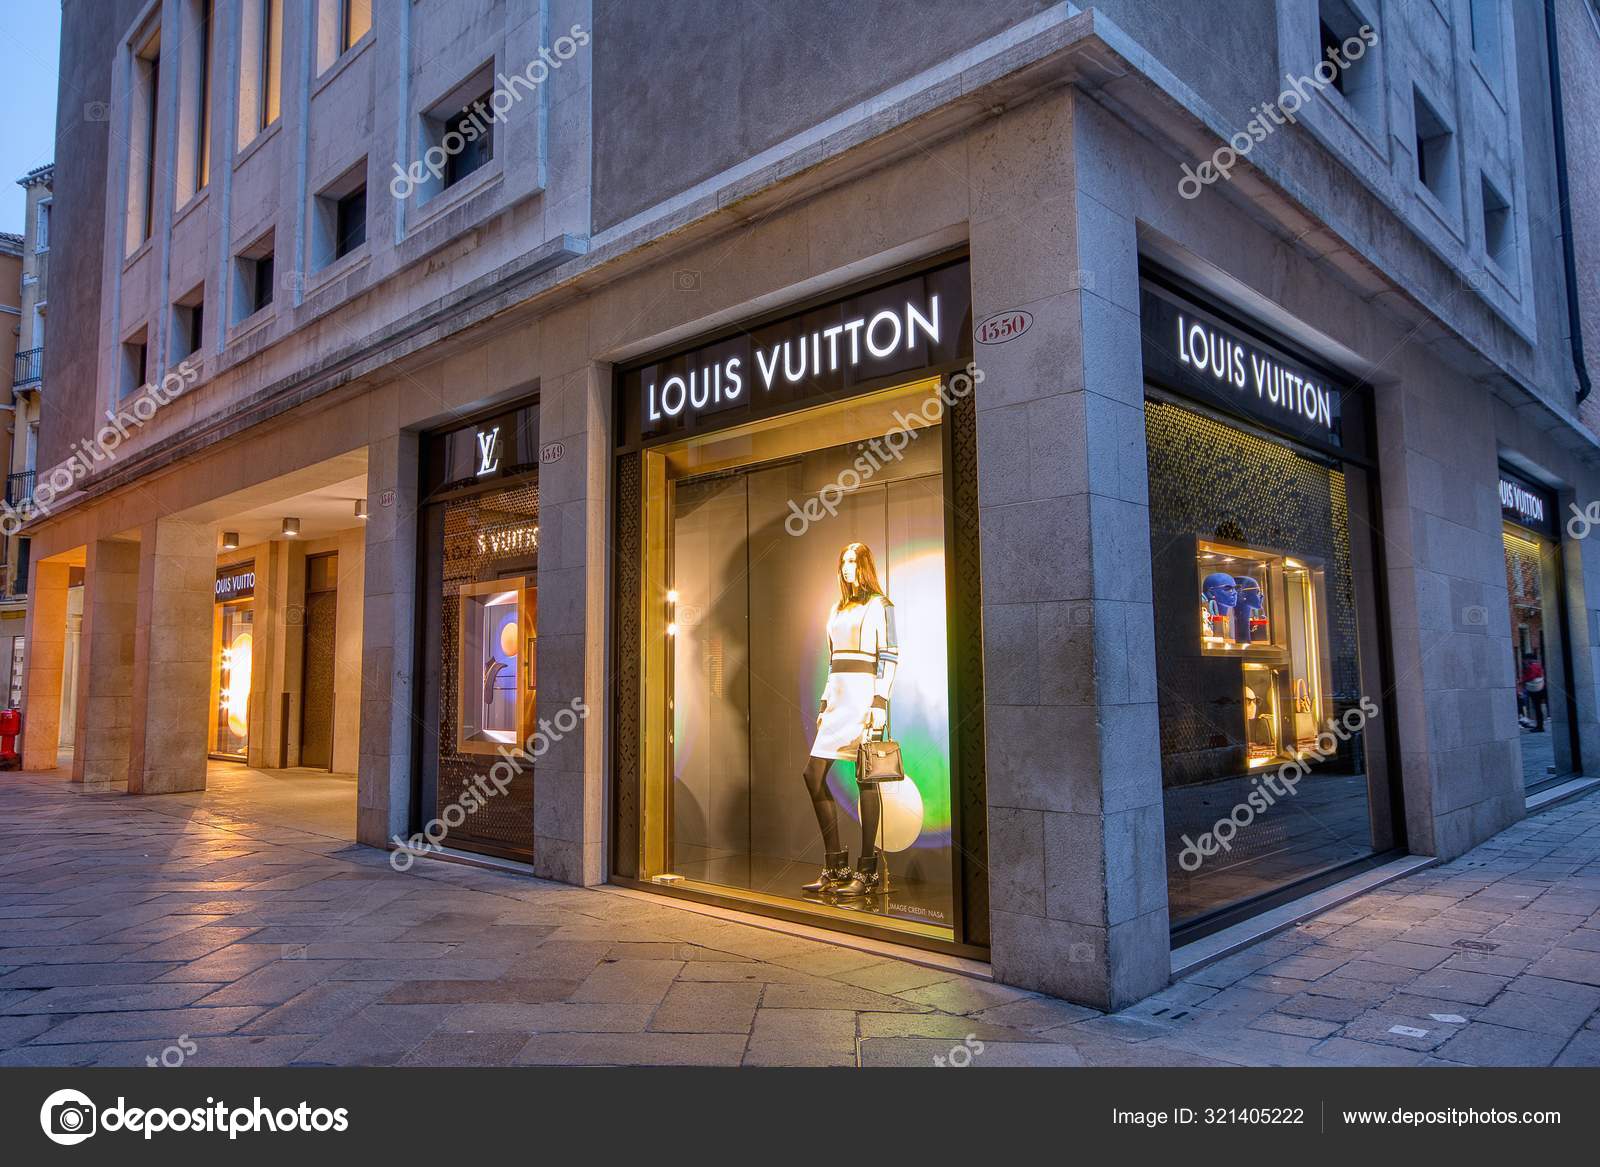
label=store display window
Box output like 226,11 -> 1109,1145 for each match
456,577 -> 535,755
636,379 -> 958,938
1196,539 -> 1331,766
1141,271 -> 1398,935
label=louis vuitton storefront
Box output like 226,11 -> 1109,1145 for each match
609,256 -> 992,956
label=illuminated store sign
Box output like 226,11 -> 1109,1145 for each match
1140,283 -> 1348,448
425,402 -> 538,493
621,260 -> 972,442
215,563 -> 256,603
477,521 -> 540,556
1499,469 -> 1555,536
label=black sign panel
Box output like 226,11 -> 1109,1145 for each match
1140,280 -> 1350,451
1499,467 -> 1557,537
215,562 -> 256,603
424,401 -> 540,494
619,259 -> 972,447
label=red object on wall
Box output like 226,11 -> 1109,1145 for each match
0,708 -> 21,769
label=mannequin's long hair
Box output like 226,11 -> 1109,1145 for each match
837,542 -> 887,607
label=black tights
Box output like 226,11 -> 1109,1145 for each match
802,757 -> 882,856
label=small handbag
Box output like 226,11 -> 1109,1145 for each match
856,716 -> 905,784
1292,678 -> 1318,744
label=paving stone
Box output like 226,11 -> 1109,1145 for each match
396,1032 -> 528,1067
1337,1009 -> 1460,1052
761,980 -> 928,1013
1308,1037 -> 1428,1066
1263,954 -> 1350,980
381,978 -> 581,1004
1403,967 -> 1511,1005
1470,991 -> 1594,1038
1277,993 -> 1367,1023
441,1002 -> 655,1034
970,995 -> 1099,1031
1553,1029 -> 1600,1066
830,960 -> 961,995
569,959 -> 684,1005
1434,1022 -> 1568,1066
7,981 -> 226,1015
856,1011 -> 1043,1041
895,977 -> 1030,1015
648,981 -> 761,1034
517,1030 -> 748,1066
1247,1013 -> 1342,1039
743,1007 -> 857,1067
1524,948 -> 1600,987
1362,940 -> 1455,971
31,1006 -> 266,1045
237,982 -> 394,1035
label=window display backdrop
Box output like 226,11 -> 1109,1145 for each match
667,425 -> 954,931
1141,272 -> 1396,933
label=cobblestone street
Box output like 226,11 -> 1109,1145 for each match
2,772 -> 1598,1067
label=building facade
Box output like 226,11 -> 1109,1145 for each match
3,165 -> 54,710
18,0 -> 1600,1007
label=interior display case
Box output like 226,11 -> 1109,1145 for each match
456,576 -> 536,755
1195,538 -> 1330,765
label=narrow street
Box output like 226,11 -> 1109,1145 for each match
2,772 -> 1597,1068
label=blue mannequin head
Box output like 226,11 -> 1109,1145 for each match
1233,575 -> 1264,640
1202,572 -> 1238,611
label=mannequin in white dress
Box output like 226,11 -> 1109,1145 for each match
800,542 -> 899,898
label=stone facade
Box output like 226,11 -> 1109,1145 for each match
19,1 -> 1600,1009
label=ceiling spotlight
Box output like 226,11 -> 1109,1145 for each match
282,517 -> 301,537
354,498 -> 368,520
221,531 -> 240,551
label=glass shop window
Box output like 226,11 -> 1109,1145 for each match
638,378 -> 958,940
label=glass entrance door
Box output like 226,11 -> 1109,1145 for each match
1503,524 -> 1578,791
213,600 -> 253,760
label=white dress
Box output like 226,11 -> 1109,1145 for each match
810,594 -> 900,760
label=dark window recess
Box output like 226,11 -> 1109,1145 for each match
1319,22 -> 1347,95
444,93 -> 494,189
188,302 -> 205,355
335,186 -> 366,258
253,252 -> 275,311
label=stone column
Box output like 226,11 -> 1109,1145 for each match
72,538 -> 141,789
967,91 -> 1169,1009
20,559 -> 71,770
356,430 -> 419,847
128,519 -> 216,794
531,351 -> 610,886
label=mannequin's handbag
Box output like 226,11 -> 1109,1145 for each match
856,722 -> 905,784
1293,678 -> 1318,745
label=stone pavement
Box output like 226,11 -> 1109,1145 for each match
1,770 -> 1598,1067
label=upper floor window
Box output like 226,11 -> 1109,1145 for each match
238,0 -> 283,149
312,162 -> 367,269
414,67 -> 497,206
1470,0 -> 1504,89
317,0 -> 370,73
176,0 -> 215,202
127,24 -> 162,252
1413,87 -> 1458,208
340,0 -> 371,54
1317,0 -> 1382,127
34,200 -> 49,252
